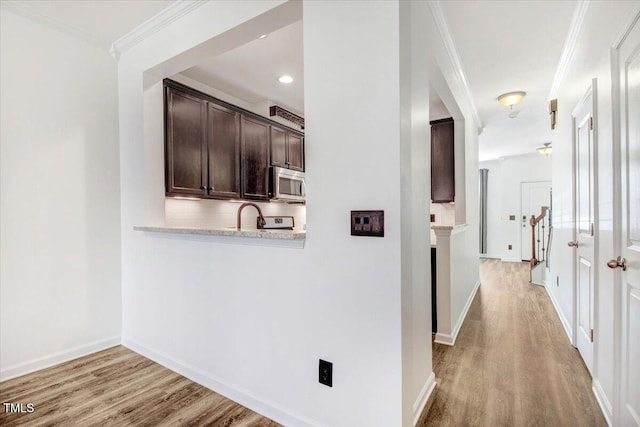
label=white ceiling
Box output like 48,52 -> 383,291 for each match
182,20 -> 304,115
439,1 -> 578,160
2,0 -> 173,49
6,0 -> 588,161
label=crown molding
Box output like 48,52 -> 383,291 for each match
109,0 -> 207,60
612,4 -> 640,49
427,1 -> 483,131
0,0 -> 108,50
548,0 -> 589,101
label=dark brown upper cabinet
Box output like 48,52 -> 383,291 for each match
207,103 -> 240,198
241,116 -> 270,200
270,125 -> 305,172
430,118 -> 455,203
164,79 -> 304,200
165,87 -> 207,197
165,84 -> 240,199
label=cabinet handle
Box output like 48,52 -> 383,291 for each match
208,186 -> 214,191
200,185 -> 206,190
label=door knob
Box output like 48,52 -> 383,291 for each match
568,241 -> 579,248
606,256 -> 627,271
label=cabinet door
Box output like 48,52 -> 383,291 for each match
241,116 -> 269,200
270,126 -> 288,168
431,119 -> 455,203
207,103 -> 240,198
165,87 -> 207,196
288,133 -> 304,171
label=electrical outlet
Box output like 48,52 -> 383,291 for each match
319,359 -> 332,387
508,244 -> 512,250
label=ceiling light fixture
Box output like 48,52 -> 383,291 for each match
258,34 -> 268,39
278,75 -> 294,84
537,142 -> 552,156
497,91 -> 526,109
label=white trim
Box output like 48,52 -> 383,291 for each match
0,336 -> 120,382
122,337 -> 322,427
501,257 -> 524,263
479,253 -> 501,259
593,379 -> 613,426
548,0 -> 590,100
612,5 -> 640,48
427,1 -> 482,130
544,284 -> 574,345
109,1 -> 207,59
0,0 -> 108,49
413,372 -> 436,426
435,279 -> 480,346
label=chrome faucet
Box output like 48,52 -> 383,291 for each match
237,202 -> 266,230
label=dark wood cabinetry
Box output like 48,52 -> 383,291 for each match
207,103 -> 240,198
165,87 -> 207,197
241,116 -> 269,200
270,126 -> 304,171
164,79 -> 304,201
430,118 -> 455,203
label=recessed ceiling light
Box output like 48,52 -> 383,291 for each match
278,75 -> 294,84
258,34 -> 268,39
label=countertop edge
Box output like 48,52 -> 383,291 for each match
134,226 -> 306,241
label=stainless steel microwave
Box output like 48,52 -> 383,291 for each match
270,166 -> 306,202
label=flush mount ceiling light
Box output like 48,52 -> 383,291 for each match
537,142 -> 552,156
258,34 -> 268,39
497,91 -> 526,109
278,75 -> 294,84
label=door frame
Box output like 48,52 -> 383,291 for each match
611,8 -> 640,426
570,79 -> 599,371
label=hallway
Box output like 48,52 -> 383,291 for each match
419,259 -> 607,426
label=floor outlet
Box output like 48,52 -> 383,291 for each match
319,359 -> 332,387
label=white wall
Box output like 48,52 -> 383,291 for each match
479,153 -> 552,260
117,1 -> 434,426
547,2 -> 639,423
0,9 -> 121,380
399,2 -> 435,424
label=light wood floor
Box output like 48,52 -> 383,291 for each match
417,258 -> 607,426
0,346 -> 280,426
1,259 -> 607,426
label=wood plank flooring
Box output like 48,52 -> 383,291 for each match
0,346 -> 280,426
1,259 -> 607,426
417,259 -> 607,426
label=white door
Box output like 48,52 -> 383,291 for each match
614,12 -> 640,426
521,181 -> 552,261
571,81 -> 597,375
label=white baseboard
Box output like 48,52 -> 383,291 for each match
592,379 -> 612,426
434,279 -> 481,346
501,257 -> 524,263
0,336 -> 120,382
479,253 -> 501,259
122,337 -> 321,427
543,284 -> 574,345
413,372 -> 436,426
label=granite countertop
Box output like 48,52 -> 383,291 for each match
134,226 -> 306,241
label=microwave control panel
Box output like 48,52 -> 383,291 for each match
351,210 -> 384,237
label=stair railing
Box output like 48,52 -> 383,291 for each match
530,206 -> 550,268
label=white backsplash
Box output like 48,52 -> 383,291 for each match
431,202 -> 455,225
165,198 -> 306,231
430,203 -> 455,245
